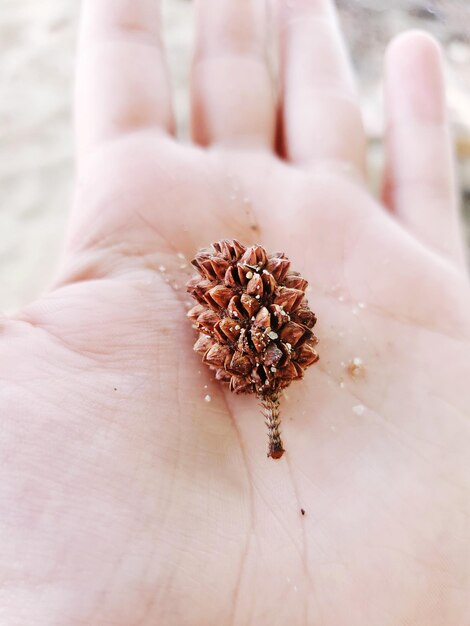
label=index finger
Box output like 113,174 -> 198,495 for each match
76,0 -> 175,161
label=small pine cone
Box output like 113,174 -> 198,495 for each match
187,239 -> 319,459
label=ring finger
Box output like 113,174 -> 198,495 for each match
277,0 -> 366,176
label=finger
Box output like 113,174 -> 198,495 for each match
76,0 -> 175,161
278,0 -> 366,175
191,0 -> 275,149
383,31 -> 467,267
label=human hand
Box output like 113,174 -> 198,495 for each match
1,1 -> 470,624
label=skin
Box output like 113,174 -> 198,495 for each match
0,0 -> 469,624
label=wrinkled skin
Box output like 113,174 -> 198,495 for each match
1,1 -> 470,625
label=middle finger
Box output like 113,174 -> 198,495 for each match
191,0 -> 276,150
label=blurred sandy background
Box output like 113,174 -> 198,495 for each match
0,0 -> 469,314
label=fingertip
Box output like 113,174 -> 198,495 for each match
385,30 -> 446,124
386,29 -> 443,65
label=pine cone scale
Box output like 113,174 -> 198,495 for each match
187,240 -> 319,459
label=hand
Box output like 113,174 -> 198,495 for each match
1,1 -> 469,624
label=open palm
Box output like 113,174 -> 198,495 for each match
1,1 -> 470,624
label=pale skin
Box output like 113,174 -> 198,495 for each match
1,0 -> 469,623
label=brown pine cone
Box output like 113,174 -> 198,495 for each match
187,239 -> 319,459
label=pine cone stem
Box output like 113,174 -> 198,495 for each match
260,393 -> 285,459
